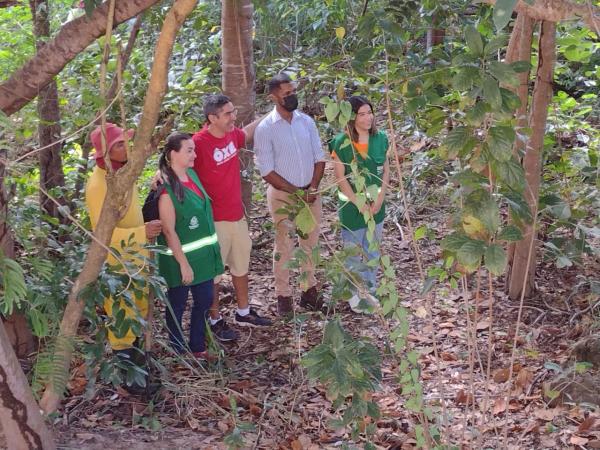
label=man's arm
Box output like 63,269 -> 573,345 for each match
262,171 -> 298,194
242,113 -> 268,146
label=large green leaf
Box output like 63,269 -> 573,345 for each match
452,66 -> 480,91
441,233 -> 473,252
465,26 -> 484,57
451,169 -> 489,188
485,34 -> 509,55
482,75 -> 502,108
497,224 -> 524,241
295,205 -> 317,235
501,190 -> 533,223
465,190 -> 500,233
488,61 -> 518,86
493,158 -> 526,192
484,244 -> 507,275
457,240 -> 485,267
493,0 -> 518,31
500,88 -> 522,111
444,126 -> 472,152
465,101 -> 489,126
511,60 -> 532,73
488,126 -> 515,161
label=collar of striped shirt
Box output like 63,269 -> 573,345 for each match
269,107 -> 301,124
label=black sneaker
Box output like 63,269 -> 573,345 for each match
210,319 -> 239,341
235,309 -> 273,327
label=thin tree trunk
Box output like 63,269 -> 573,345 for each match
30,0 -> 66,220
507,21 -> 556,300
426,13 -> 445,55
0,320 -> 55,450
221,0 -> 255,212
505,13 -> 535,268
39,0 -> 199,415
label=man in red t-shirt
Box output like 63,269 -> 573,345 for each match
193,94 -> 271,341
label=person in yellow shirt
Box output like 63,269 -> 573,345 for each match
85,123 -> 161,394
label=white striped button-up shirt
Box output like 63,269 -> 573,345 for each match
254,107 -> 326,188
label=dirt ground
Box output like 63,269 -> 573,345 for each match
52,168 -> 600,450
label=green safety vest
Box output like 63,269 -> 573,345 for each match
328,131 -> 388,231
157,169 -> 224,288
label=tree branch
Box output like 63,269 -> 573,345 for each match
0,0 -> 161,116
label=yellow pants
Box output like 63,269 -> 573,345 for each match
103,291 -> 148,351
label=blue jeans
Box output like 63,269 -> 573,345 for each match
340,222 -> 384,294
166,279 -> 213,353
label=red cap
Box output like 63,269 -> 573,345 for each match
90,123 -> 134,159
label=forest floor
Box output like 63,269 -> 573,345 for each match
53,168 -> 600,450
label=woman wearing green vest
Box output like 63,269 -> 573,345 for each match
157,132 -> 224,359
329,96 -> 390,313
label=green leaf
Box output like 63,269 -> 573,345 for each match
488,126 -> 515,161
465,101 -> 489,126
457,240 -> 485,267
444,126 -> 471,152
414,225 -> 427,241
465,190 -> 500,233
452,66 -> 480,91
488,61 -> 518,86
482,75 -> 502,108
484,244 -> 507,275
493,159 -> 526,192
497,225 -> 523,241
501,190 -> 532,223
485,34 -> 509,55
451,169 -> 489,188
441,233 -> 472,252
465,26 -> 484,57
324,102 -> 339,123
295,205 -> 316,235
493,0 -> 518,31
500,87 -> 522,111
511,60 -> 531,73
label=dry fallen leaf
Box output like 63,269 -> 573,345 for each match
476,319 -> 491,330
515,368 -> 533,389
414,306 -> 428,318
455,389 -> 473,406
493,368 -> 511,383
492,398 -> 507,415
440,352 -> 458,361
578,416 -> 597,433
588,440 -> 600,449
570,435 -> 589,445
534,408 -> 560,421
217,420 -> 229,433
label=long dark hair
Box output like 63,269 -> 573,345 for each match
346,95 -> 377,142
159,132 -> 192,203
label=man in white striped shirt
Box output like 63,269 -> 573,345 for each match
254,73 -> 326,316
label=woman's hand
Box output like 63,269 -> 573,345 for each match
180,261 -> 194,285
145,220 -> 162,239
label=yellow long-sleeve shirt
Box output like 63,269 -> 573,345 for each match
84,166 -> 148,350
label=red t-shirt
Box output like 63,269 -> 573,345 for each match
192,125 -> 245,222
160,178 -> 203,198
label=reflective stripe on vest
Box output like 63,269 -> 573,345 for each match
159,233 -> 218,256
337,187 -> 381,202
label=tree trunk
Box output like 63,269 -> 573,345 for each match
30,0 -> 66,220
505,13 -> 535,268
507,21 -> 556,300
39,0 -> 199,415
0,320 -> 55,450
426,14 -> 445,55
221,0 -> 255,212
0,0 -> 162,117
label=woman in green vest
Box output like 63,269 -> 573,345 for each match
329,96 -> 390,313
157,132 -> 224,359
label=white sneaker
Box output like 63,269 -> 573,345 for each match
365,293 -> 380,308
348,294 -> 362,313
348,294 -> 376,314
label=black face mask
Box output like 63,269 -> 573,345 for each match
282,94 -> 298,112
